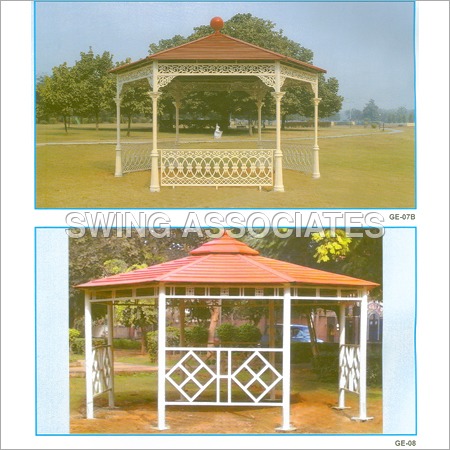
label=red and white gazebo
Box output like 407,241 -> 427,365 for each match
109,17 -> 326,192
77,233 -> 378,431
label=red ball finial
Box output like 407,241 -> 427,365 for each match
210,16 -> 224,33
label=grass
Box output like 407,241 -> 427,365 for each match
69,365 -> 382,416
36,123 -> 415,208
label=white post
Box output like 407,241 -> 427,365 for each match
84,292 -> 94,419
276,285 -> 295,431
150,62 -> 160,192
334,303 -> 350,410
150,91 -> 161,192
107,303 -> 115,408
269,299 -> 276,400
157,284 -> 169,430
352,290 -> 373,421
272,91 -> 285,192
312,95 -> 321,179
114,81 -> 123,177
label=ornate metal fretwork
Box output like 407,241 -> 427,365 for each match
92,344 -> 113,397
117,66 -> 153,90
280,65 -> 318,84
158,63 -> 277,89
165,348 -> 283,405
160,147 -> 273,187
339,345 -> 361,394
282,142 -> 313,173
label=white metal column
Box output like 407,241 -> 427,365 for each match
334,302 -> 350,410
312,93 -> 321,179
114,82 -> 123,177
352,290 -> 373,421
276,285 -> 296,431
272,91 -> 285,192
106,303 -> 115,408
273,62 -> 285,192
150,62 -> 161,192
157,284 -> 169,430
84,292 -> 94,419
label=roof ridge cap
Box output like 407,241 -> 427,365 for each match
157,253 -> 211,282
238,254 -> 295,283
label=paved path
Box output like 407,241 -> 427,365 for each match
70,360 -> 158,377
36,128 -> 403,147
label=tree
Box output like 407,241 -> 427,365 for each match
73,48 -> 115,130
69,229 -> 208,328
362,99 -> 380,123
148,13 -> 342,125
36,63 -> 79,132
120,80 -> 152,136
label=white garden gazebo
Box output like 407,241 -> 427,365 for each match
77,233 -> 379,432
109,17 -> 326,192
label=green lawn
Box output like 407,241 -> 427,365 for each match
36,124 -> 415,208
70,366 -> 382,416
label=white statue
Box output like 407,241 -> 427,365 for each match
214,123 -> 223,139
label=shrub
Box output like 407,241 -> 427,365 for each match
71,338 -> 106,355
291,342 -> 313,363
312,346 -> 382,387
185,326 -> 208,346
69,328 -> 81,353
146,327 -> 180,362
236,324 -> 261,345
312,352 -> 339,382
216,323 -> 238,344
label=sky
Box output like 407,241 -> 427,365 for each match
35,1 -> 415,113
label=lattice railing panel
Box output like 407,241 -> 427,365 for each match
282,143 -> 313,173
122,143 -> 152,173
339,345 -> 360,393
165,347 -> 283,405
161,148 -> 273,187
92,344 -> 113,397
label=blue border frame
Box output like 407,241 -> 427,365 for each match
33,0 -> 417,211
34,225 -> 418,437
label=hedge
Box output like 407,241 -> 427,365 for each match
312,345 -> 382,387
71,338 -> 107,355
146,327 -> 180,362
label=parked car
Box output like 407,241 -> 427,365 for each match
261,324 -> 323,345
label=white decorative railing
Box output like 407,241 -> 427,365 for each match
339,344 -> 360,394
122,143 -> 152,173
282,143 -> 313,173
160,148 -> 273,187
92,344 -> 113,397
165,347 -> 283,406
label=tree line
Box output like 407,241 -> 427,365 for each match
345,99 -> 414,124
36,13 -> 344,134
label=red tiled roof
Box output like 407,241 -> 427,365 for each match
76,234 -> 378,289
111,31 -> 326,74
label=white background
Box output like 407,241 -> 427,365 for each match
1,1 -> 449,449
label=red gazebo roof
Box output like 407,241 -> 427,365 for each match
111,17 -> 326,75
77,234 -> 378,289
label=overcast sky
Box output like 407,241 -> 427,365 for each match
35,1 -> 415,113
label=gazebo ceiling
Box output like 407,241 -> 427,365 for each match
77,234 -> 378,290
111,19 -> 326,75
